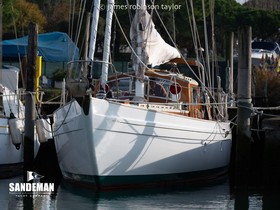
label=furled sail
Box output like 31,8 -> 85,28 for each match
130,9 -> 181,68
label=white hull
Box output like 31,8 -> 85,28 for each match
251,51 -> 277,66
53,97 -> 232,188
251,41 -> 280,67
0,118 -> 23,164
0,117 -> 24,178
0,77 -> 25,177
0,116 -> 40,178
0,66 -> 39,178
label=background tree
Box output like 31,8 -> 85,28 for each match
31,0 -> 71,32
2,0 -> 46,38
245,0 -> 280,11
2,0 -> 280,59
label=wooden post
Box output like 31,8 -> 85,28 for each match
24,23 -> 38,180
235,26 -> 252,187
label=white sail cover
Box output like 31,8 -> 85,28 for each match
0,65 -> 19,92
130,10 -> 181,67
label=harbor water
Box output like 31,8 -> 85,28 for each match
1,176 -> 280,209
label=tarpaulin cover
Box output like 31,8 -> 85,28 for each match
1,32 -> 79,62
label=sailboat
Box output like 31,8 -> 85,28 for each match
53,0 -> 232,190
0,65 -> 39,178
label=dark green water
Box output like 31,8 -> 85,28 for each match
1,176 -> 280,209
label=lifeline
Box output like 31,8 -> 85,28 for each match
9,183 -> 54,192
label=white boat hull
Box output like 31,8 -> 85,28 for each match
0,116 -> 40,178
53,97 -> 232,189
0,118 -> 24,177
0,76 -> 25,178
251,50 -> 278,67
0,66 -> 40,178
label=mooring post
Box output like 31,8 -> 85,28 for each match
24,22 -> 38,180
235,26 -> 252,187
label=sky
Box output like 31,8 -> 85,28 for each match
236,0 -> 246,4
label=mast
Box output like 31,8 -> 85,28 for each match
101,0 -> 115,88
83,12 -> 91,78
134,0 -> 146,100
84,12 -> 91,62
88,0 -> 100,62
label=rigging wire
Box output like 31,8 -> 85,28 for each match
172,0 -> 176,43
202,0 -> 212,90
210,0 -> 216,94
74,0 -> 85,45
11,5 -> 25,89
126,0 -> 133,24
73,0 -> 87,61
70,0 -> 76,40
113,10 -> 152,73
149,1 -> 206,88
112,0 -> 228,120
186,0 -> 205,88
68,0 -> 72,39
149,1 -> 225,119
185,0 -> 203,82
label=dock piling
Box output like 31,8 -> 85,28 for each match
24,22 -> 38,181
235,26 -> 253,187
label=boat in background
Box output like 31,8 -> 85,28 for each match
0,65 -> 40,178
251,41 -> 280,67
53,0 -> 232,190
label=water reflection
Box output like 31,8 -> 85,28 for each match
1,176 -> 280,209
56,179 -> 234,210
